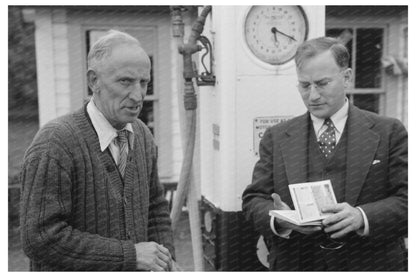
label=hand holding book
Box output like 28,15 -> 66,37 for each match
269,180 -> 337,226
271,193 -> 322,235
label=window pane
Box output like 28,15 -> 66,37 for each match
139,101 -> 154,134
352,94 -> 379,113
326,28 -> 353,68
355,28 -> 383,88
147,56 -> 154,96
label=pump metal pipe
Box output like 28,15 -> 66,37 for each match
170,5 -> 212,271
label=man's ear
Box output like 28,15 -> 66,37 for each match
343,68 -> 353,89
87,69 -> 99,94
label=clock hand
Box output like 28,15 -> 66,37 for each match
271,27 -> 297,42
272,29 -> 278,42
271,27 -> 280,47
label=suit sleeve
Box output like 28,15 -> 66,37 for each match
242,128 -> 276,243
359,120 -> 408,240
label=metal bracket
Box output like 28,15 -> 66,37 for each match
194,35 -> 216,86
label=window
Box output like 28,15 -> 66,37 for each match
85,29 -> 156,134
326,27 -> 385,114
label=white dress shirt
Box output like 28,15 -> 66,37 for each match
86,98 -> 134,165
271,99 -> 369,238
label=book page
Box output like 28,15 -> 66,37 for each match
269,210 -> 322,226
289,180 -> 337,223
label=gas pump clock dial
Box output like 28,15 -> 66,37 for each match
244,6 -> 308,65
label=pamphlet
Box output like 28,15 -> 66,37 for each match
269,180 -> 337,226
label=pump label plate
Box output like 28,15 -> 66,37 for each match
253,116 -> 292,156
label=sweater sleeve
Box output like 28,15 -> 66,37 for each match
146,147 -> 175,260
20,152 -> 137,271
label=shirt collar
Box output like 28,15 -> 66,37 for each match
310,98 -> 349,135
87,98 -> 134,152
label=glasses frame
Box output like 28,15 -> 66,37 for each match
297,69 -> 346,94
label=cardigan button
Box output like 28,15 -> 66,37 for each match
106,165 -> 116,172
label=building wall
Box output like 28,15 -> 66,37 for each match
31,6 -> 408,184
34,8 -> 71,125
326,6 -> 408,127
33,7 -> 184,181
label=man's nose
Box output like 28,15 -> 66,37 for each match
130,83 -> 146,101
309,85 -> 320,101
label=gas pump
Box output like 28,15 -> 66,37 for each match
196,6 -> 325,270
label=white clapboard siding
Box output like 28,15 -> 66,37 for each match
34,8 -> 56,126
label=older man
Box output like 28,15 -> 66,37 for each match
242,37 -> 407,271
20,30 -> 176,271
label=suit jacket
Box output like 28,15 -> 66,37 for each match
242,104 -> 407,271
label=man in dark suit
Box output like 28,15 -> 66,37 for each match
242,37 -> 407,271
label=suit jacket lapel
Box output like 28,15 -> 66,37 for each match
345,105 -> 380,205
280,113 -> 310,185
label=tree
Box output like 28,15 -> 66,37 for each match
8,6 -> 38,117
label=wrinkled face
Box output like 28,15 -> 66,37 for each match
296,50 -> 352,119
89,43 -> 151,130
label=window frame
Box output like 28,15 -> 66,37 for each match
326,22 -> 388,114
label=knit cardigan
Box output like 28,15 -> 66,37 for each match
20,105 -> 174,271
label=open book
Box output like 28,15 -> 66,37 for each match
269,180 -> 337,226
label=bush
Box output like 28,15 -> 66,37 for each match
8,7 -> 38,115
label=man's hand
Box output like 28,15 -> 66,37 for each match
171,260 -> 183,271
272,193 -> 291,210
321,202 -> 364,239
135,242 -> 173,271
272,193 -> 321,235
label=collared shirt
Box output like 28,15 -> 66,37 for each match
87,98 -> 134,165
310,99 -> 349,144
271,99 -> 369,238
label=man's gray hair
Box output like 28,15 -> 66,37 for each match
87,30 -> 142,71
295,37 -> 350,70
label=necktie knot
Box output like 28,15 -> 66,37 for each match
324,118 -> 335,131
116,130 -> 129,146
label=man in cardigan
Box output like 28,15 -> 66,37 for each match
20,30 -> 177,271
242,37 -> 407,270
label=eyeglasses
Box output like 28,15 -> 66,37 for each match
297,70 -> 345,93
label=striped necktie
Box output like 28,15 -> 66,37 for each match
318,118 -> 336,158
116,130 -> 129,177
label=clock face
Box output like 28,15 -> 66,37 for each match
244,6 -> 308,65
